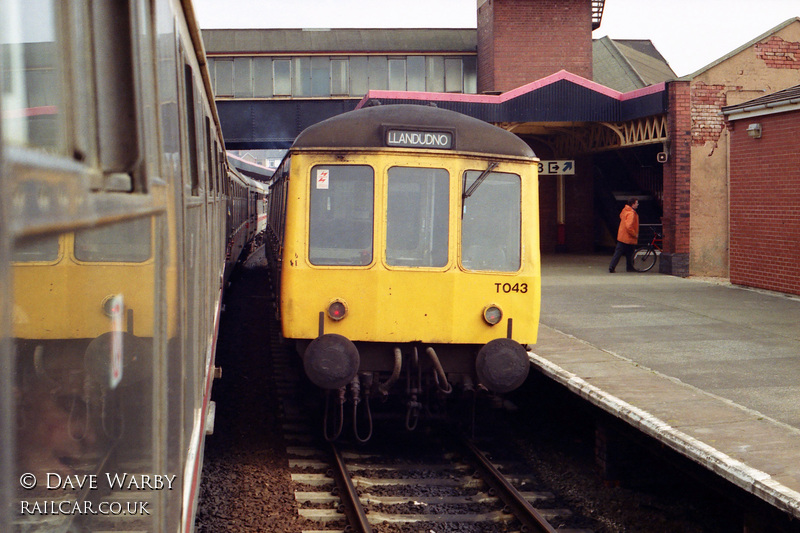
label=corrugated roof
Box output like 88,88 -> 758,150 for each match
722,84 -> 800,117
592,37 -> 677,92
614,40 -> 677,85
203,29 -> 476,54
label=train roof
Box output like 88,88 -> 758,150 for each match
227,153 -> 274,182
291,104 -> 536,158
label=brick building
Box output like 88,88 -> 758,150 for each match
722,85 -> 800,296
680,18 -> 800,278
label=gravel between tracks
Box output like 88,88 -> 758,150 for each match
196,255 -> 732,532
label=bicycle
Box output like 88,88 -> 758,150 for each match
632,228 -> 662,272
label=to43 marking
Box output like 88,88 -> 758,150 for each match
494,282 -> 528,294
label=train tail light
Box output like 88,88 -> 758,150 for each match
476,338 -> 529,393
327,299 -> 348,321
482,305 -> 503,325
303,333 -> 360,390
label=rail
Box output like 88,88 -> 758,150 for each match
460,437 -> 558,533
328,442 -> 373,533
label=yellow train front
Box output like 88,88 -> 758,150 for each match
269,104 -> 540,439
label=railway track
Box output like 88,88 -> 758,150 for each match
281,406 -> 594,532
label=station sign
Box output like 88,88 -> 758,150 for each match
386,129 -> 453,150
538,160 -> 575,175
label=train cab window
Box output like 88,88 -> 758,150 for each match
386,167 -> 449,267
461,170 -> 521,272
74,218 -> 152,263
1,0 -> 63,151
308,165 -> 373,266
12,234 -> 60,262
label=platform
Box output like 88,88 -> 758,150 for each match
529,254 -> 800,519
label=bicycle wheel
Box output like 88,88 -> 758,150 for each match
632,246 -> 657,272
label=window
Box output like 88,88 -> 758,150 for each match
349,56 -> 368,96
12,235 -> 60,262
234,57 -> 252,97
293,57 -> 311,96
253,57 -> 272,97
386,167 -> 449,267
426,56 -> 445,92
311,56 -> 330,96
309,165 -> 374,266
214,58 -> 233,97
406,56 -> 426,92
461,170 -> 521,272
367,56 -> 388,91
388,59 -> 406,91
273,59 -> 291,96
0,0 -> 62,150
331,59 -> 348,95
74,218 -> 152,262
445,58 -> 463,93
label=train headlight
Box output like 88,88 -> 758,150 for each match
483,305 -> 503,325
327,299 -> 348,321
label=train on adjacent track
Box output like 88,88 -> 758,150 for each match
266,104 -> 541,442
0,1 -> 268,532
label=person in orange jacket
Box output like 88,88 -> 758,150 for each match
609,198 -> 639,273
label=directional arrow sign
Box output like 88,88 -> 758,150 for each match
538,160 -> 575,175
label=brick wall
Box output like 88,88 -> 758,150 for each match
691,82 -> 740,146
728,109 -> 800,296
754,36 -> 800,69
661,81 -> 692,276
477,0 -> 593,93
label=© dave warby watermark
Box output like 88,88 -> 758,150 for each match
20,472 -> 177,491
18,472 -> 177,516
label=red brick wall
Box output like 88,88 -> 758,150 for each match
661,81 -> 692,275
754,36 -> 800,70
477,0 -> 593,93
691,82 -> 740,146
728,109 -> 800,296
477,1 -> 496,92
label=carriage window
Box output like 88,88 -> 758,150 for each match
309,165 -> 373,266
461,170 -> 521,272
386,167 -> 449,267
74,218 -> 152,262
1,0 -> 62,150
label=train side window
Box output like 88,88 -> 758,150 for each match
308,165 -> 373,266
386,167 -> 449,268
0,0 -> 63,151
184,64 -> 200,195
91,1 -> 142,192
461,170 -> 521,272
74,218 -> 152,263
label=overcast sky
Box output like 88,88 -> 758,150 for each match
193,0 -> 800,77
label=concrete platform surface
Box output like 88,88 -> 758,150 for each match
529,254 -> 800,519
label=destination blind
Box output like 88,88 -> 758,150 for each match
385,129 -> 453,149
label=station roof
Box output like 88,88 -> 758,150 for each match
593,37 -> 677,91
356,70 -> 667,124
